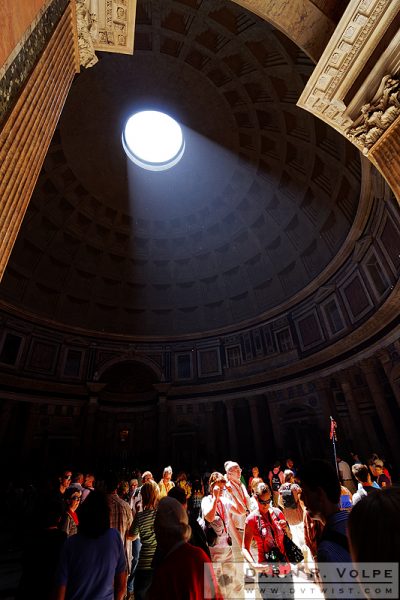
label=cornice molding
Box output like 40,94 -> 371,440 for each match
298,0 -> 400,156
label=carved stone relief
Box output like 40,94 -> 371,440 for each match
346,75 -> 400,153
75,0 -> 136,67
297,0 -> 400,156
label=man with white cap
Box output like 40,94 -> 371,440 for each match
224,460 -> 251,596
224,461 -> 251,544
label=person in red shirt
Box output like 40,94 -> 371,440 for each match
147,497 -> 222,600
242,482 -> 293,598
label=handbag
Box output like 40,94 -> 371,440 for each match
203,520 -> 218,547
283,533 -> 304,563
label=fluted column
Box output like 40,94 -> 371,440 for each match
21,403 -> 40,461
84,383 -> 105,460
0,400 -> 14,445
0,2 -> 78,280
154,384 -> 171,464
247,396 -> 263,464
377,349 -> 400,408
315,378 -> 336,432
360,359 -> 400,462
224,399 -> 239,459
338,371 -> 369,456
205,402 -> 217,463
267,399 -> 284,456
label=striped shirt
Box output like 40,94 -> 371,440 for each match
130,509 -> 157,570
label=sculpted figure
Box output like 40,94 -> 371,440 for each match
347,74 -> 400,151
76,0 -> 99,68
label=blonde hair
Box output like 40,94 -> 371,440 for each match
284,469 -> 294,482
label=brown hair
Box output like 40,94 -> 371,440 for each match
208,471 -> 225,489
351,464 -> 370,483
141,480 -> 160,509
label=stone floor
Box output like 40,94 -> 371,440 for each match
0,531 -> 22,600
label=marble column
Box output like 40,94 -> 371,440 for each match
315,378 -> 335,432
0,400 -> 14,445
21,403 -> 40,462
267,399 -> 284,456
377,349 -> 400,408
85,383 -> 104,462
360,359 -> 400,462
338,371 -> 369,457
247,396 -> 263,464
224,399 -> 239,459
154,384 -> 171,463
205,402 -> 217,464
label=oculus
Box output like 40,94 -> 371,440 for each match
122,110 -> 185,171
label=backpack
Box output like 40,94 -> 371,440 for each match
280,484 -> 297,509
271,470 -> 282,491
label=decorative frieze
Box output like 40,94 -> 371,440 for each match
75,0 -> 137,66
298,0 -> 400,157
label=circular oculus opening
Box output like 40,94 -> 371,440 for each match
122,110 -> 185,171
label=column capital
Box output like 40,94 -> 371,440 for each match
154,383 -> 171,397
247,396 -> 259,407
359,357 -> 380,376
86,382 -> 106,394
314,378 -> 332,392
376,348 -> 391,365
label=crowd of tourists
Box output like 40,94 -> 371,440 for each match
10,452 -> 400,599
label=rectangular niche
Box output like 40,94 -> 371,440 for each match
362,248 -> 391,300
274,327 -> 294,353
294,309 -> 324,350
321,295 -> 346,337
27,338 -> 59,373
378,214 -> 400,271
197,347 -> 222,378
340,272 -> 373,323
0,332 -> 24,366
63,348 -> 84,378
262,325 -> 276,354
226,344 -> 242,368
175,352 -> 193,381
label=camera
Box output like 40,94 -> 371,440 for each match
227,534 -> 232,546
264,547 -> 283,562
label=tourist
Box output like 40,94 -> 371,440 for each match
158,466 -> 175,498
128,480 -> 160,600
299,459 -> 351,563
60,487 -> 82,537
147,497 -> 222,599
53,490 -> 127,600
351,464 -> 380,505
268,461 -> 284,507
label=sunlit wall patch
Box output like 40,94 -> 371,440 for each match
122,110 -> 185,171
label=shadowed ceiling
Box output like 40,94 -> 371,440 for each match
0,0 -> 361,337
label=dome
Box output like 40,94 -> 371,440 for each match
0,0 -> 361,337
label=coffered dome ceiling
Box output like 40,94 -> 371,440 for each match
0,0 -> 362,338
